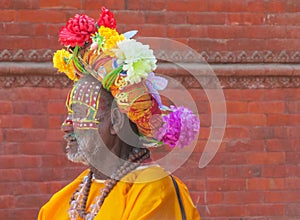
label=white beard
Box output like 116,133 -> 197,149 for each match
66,148 -> 89,165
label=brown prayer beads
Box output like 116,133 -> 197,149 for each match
69,148 -> 150,220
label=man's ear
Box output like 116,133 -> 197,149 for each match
110,107 -> 124,135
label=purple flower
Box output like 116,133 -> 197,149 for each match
155,106 -> 200,148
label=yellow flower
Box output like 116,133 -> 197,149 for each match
98,26 -> 125,55
53,49 -> 77,81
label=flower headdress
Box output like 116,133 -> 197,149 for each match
53,7 -> 200,148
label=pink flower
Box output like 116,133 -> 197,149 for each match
155,106 -> 200,148
59,14 -> 97,47
97,6 -> 117,29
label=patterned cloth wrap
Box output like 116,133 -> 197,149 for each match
53,7 -> 200,148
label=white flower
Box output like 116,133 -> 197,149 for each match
114,39 -> 157,84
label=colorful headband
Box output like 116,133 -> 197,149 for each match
53,7 -> 200,148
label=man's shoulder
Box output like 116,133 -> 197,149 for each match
121,164 -> 170,184
120,165 -> 188,195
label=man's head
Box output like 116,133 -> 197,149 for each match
61,75 -> 140,170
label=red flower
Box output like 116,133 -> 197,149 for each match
59,14 -> 97,47
97,6 -> 117,29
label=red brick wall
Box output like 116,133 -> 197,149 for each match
2,0 -> 300,60
1,0 -> 300,219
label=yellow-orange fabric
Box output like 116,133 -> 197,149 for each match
38,166 -> 200,220
110,79 -> 162,138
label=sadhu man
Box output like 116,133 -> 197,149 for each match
38,7 -> 201,220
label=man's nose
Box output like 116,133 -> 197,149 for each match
61,118 -> 74,133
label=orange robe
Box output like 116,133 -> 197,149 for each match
38,166 -> 200,220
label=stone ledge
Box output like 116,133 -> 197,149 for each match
158,63 -> 300,77
1,62 -> 300,77
0,62 -> 55,75
1,62 -> 300,89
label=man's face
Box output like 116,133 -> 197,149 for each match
61,78 -> 112,165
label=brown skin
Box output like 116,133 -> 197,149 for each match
61,76 -> 137,180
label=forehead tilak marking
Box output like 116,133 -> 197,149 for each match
68,81 -> 102,130
72,81 -> 101,110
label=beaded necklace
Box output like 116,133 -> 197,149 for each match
68,149 -> 150,220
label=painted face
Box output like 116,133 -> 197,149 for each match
61,79 -> 105,164
61,76 -> 138,174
